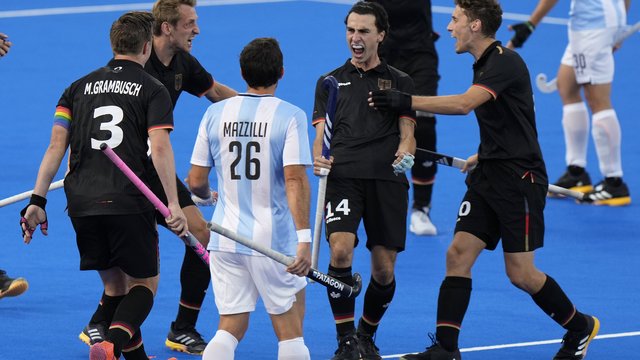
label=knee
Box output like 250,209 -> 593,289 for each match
506,269 -> 542,294
329,244 -> 353,267
444,244 -> 467,272
370,265 -> 394,285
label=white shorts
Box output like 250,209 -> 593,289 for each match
560,27 -> 620,84
209,251 -> 307,315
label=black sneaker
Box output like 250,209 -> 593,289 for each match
553,315 -> 600,359
165,322 -> 207,355
357,332 -> 381,360
551,167 -> 593,195
400,334 -> 461,360
331,331 -> 361,360
583,179 -> 631,206
0,270 -> 28,300
78,322 -> 107,346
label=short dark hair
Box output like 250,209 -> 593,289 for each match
110,11 -> 154,55
240,38 -> 283,88
345,1 -> 389,34
455,0 -> 502,38
152,0 -> 197,36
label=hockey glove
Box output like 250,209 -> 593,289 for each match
369,90 -> 412,112
392,153 -> 415,175
19,194 -> 48,238
509,21 -> 535,48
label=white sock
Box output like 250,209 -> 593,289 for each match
591,109 -> 623,178
562,102 -> 590,168
203,330 -> 238,360
278,337 -> 310,360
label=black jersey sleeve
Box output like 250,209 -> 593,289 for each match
311,75 -> 328,127
474,48 -> 522,99
183,53 -> 214,98
146,83 -> 174,132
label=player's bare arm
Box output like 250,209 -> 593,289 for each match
21,125 -> 69,243
204,81 -> 238,102
284,164 -> 311,277
312,121 -> 333,176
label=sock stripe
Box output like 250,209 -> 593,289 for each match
436,321 -> 461,331
110,322 -> 135,338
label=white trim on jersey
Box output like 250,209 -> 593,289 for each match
191,93 -> 311,256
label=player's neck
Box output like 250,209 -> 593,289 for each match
247,84 -> 277,96
153,36 -> 176,66
350,55 -> 380,73
114,54 -> 145,67
470,37 -> 496,61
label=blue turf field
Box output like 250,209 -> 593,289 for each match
1,1 -> 638,359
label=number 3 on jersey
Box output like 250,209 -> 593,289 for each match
90,105 -> 124,150
326,199 -> 351,219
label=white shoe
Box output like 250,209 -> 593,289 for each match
409,207 -> 437,236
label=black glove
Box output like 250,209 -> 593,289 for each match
19,194 -> 48,237
369,89 -> 412,112
509,21 -> 535,48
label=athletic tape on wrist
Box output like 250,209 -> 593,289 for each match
296,229 -> 312,243
29,194 -> 47,210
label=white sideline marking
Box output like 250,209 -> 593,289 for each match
1,0 -> 568,25
382,331 -> 640,359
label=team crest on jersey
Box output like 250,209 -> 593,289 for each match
174,74 -> 183,91
377,78 -> 392,90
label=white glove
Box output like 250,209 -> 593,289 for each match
392,153 -> 415,175
191,189 -> 218,206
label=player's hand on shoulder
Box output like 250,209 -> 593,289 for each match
19,195 -> 49,244
368,89 -> 412,111
507,21 -> 535,49
313,155 -> 333,177
287,242 -> 311,277
166,203 -> 188,237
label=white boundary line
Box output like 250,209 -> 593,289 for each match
382,331 -> 640,359
0,0 -> 568,25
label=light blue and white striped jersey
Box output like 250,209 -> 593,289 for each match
191,93 -> 312,256
569,0 -> 627,31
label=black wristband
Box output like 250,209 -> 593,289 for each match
29,194 -> 47,210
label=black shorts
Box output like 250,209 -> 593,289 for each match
325,177 -> 408,252
71,212 -> 159,278
149,174 -> 195,228
454,162 -> 546,253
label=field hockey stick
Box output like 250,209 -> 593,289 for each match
0,179 -> 64,208
207,221 -> 363,299
415,148 -> 587,201
311,75 -> 338,271
536,21 -> 640,93
100,143 -> 210,265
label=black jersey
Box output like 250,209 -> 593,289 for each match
371,0 -> 436,51
144,48 -> 214,107
472,42 -> 548,184
312,59 -> 416,184
57,59 -> 174,216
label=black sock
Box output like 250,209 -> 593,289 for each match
413,184 -> 434,210
327,265 -> 356,337
568,165 -> 585,176
108,286 -> 154,357
358,276 -> 396,336
531,275 -> 587,332
174,246 -> 210,330
122,330 -> 147,360
90,292 -> 125,324
435,276 -> 472,352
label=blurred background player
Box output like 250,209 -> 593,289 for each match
507,0 -> 631,206
79,1 -> 237,356
367,0 -> 440,236
188,37 -> 312,360
0,32 -> 30,302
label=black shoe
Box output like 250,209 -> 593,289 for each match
331,331 -> 361,360
78,322 -> 107,346
400,334 -> 461,360
583,179 -> 631,206
553,315 -> 600,360
357,332 -> 381,360
0,270 -> 28,300
552,167 -> 593,195
165,322 -> 207,355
